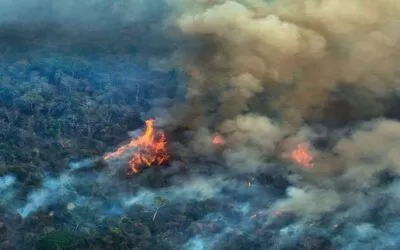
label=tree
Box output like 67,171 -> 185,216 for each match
152,196 -> 169,221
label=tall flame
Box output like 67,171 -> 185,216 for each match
103,119 -> 168,174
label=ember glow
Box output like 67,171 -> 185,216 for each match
211,134 -> 224,146
103,119 -> 169,174
291,143 -> 314,168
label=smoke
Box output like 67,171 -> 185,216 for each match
219,114 -> 283,172
167,0 -> 400,125
164,0 -> 400,199
3,0 -> 400,249
68,157 -> 101,171
0,175 -> 15,191
124,175 -> 239,208
17,174 -> 73,218
271,186 -> 341,216
335,119 -> 400,181
155,2 -> 400,248
0,175 -> 16,205
257,118 -> 400,221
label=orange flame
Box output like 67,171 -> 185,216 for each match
291,143 -> 314,168
103,119 -> 168,174
211,134 -> 224,146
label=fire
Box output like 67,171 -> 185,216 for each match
291,143 -> 314,168
103,119 -> 168,174
211,134 -> 224,146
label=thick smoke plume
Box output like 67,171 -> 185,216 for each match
168,0 -> 400,125
3,0 -> 400,249
165,0 -> 400,221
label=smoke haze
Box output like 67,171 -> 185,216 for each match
2,0 -> 400,249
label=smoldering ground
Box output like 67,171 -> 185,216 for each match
3,0 -> 400,249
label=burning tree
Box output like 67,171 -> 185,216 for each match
103,119 -> 169,174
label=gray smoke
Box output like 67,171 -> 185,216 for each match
2,0 -> 400,249
163,0 -> 400,219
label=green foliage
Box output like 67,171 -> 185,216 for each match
0,164 -> 42,189
19,90 -> 45,104
154,196 -> 169,208
36,231 -> 86,250
0,49 -> 180,249
71,206 -> 99,224
109,227 -> 122,235
152,196 -> 170,222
